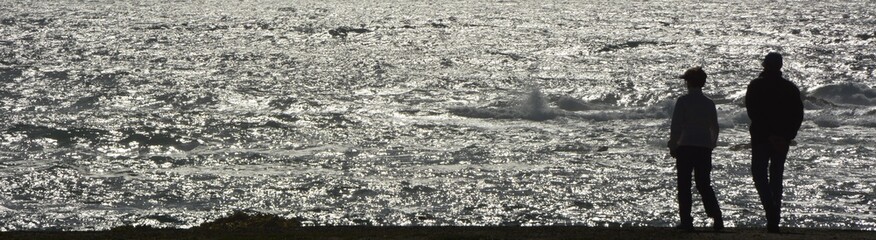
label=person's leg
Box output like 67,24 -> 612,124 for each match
676,147 -> 695,228
751,138 -> 776,228
692,147 -> 722,224
767,143 -> 789,230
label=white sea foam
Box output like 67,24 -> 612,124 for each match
801,83 -> 876,127
808,108 -> 876,128
449,87 -> 559,121
808,83 -> 876,106
451,92 -> 676,122
566,99 -> 673,121
717,110 -> 749,128
813,115 -> 842,128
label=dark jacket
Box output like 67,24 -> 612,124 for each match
744,70 -> 804,141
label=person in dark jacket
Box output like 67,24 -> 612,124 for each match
744,52 -> 804,233
669,67 -> 723,231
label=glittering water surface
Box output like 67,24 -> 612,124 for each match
1,0 -> 875,231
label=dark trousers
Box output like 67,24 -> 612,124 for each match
676,146 -> 722,224
751,137 -> 789,228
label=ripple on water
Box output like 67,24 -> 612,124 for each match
0,0 -> 875,231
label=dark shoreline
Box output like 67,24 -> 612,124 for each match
2,227 -> 874,240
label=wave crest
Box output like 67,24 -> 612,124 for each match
449,88 -> 558,121
808,83 -> 876,106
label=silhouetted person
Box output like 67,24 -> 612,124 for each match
745,52 -> 804,233
668,67 -> 723,231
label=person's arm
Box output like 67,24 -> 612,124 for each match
668,98 -> 684,157
744,82 -> 766,126
770,82 -> 805,142
785,84 -> 805,141
710,103 -> 719,148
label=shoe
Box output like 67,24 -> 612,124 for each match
713,218 -> 724,232
676,223 -> 694,232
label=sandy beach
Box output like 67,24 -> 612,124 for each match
1,226 -> 874,240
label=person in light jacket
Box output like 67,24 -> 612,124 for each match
668,67 -> 723,231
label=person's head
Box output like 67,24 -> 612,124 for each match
762,52 -> 783,70
679,66 -> 706,89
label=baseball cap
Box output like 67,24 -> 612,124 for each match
679,67 -> 707,81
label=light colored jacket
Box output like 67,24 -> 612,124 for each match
668,89 -> 719,151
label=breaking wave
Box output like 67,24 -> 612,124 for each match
804,83 -> 876,128
449,88 -> 559,121
808,83 -> 876,106
568,99 -> 674,122
450,88 -> 678,122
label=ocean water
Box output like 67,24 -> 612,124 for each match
1,0 -> 874,231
